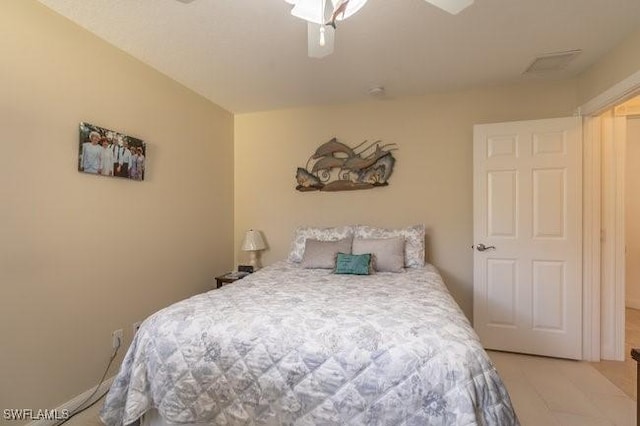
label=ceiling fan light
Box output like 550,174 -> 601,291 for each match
308,22 -> 334,58
288,0 -> 369,24
290,0 -> 324,24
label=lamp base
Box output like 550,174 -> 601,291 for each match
248,251 -> 262,271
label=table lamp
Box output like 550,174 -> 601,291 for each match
241,229 -> 266,271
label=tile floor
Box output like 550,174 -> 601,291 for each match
489,350 -> 635,425
67,349 -> 637,426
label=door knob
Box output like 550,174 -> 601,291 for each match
475,244 -> 496,252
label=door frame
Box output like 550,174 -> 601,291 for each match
600,111 -> 626,361
581,115 -> 602,361
579,69 -> 640,361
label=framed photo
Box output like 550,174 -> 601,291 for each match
78,122 -> 146,181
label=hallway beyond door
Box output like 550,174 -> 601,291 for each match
592,308 -> 640,400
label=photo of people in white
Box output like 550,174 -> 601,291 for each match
78,122 -> 146,181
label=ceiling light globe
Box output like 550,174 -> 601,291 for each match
286,0 -> 369,25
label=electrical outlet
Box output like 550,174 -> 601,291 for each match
132,321 -> 142,336
112,329 -> 123,349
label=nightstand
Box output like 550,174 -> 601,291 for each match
215,273 -> 248,288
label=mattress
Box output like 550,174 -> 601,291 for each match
100,261 -> 519,425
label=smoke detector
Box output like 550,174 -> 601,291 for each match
368,86 -> 386,97
523,50 -> 582,74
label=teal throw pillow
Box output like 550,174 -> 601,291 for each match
335,252 -> 371,275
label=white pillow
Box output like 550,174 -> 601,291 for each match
288,225 -> 355,263
352,237 -> 405,273
300,238 -> 352,269
354,224 -> 425,268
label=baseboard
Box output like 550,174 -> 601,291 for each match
626,298 -> 640,310
26,376 -> 115,426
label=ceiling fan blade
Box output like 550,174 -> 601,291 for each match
307,22 -> 335,58
424,0 -> 474,14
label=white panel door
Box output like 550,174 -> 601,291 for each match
473,117 -> 582,360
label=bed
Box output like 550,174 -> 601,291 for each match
100,226 -> 519,426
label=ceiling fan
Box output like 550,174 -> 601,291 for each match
175,0 -> 473,58
285,0 -> 474,58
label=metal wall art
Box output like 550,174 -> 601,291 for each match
296,138 -> 397,192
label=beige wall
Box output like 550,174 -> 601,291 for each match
234,80 -> 578,319
0,1 -> 234,417
578,27 -> 640,106
626,117 -> 640,309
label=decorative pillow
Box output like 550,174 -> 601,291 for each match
300,238 -> 352,269
334,253 -> 372,275
288,225 -> 355,263
354,224 -> 426,268
352,237 -> 405,273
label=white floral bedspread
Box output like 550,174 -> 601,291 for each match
100,262 -> 519,425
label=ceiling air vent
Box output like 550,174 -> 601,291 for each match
523,50 -> 582,74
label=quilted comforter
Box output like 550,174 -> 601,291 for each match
100,262 -> 519,426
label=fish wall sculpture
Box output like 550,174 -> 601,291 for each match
295,138 -> 397,192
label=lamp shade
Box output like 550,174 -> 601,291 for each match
241,230 -> 266,251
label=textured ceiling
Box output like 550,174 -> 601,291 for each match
38,0 -> 640,113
